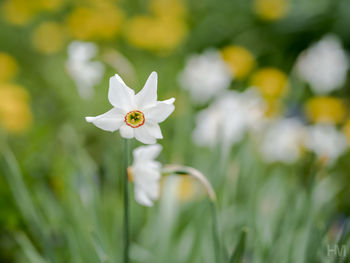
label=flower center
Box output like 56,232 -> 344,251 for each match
125,110 -> 145,128
127,167 -> 133,182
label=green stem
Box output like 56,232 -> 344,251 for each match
210,201 -> 222,263
123,139 -> 130,263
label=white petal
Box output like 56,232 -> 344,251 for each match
135,72 -> 158,108
137,181 -> 159,200
161,98 -> 175,104
134,168 -> 162,185
134,125 -> 157,144
85,108 -> 124,132
133,144 -> 162,162
146,122 -> 163,139
134,188 -> 154,207
119,124 -> 134,138
144,98 -> 175,123
108,74 -> 134,111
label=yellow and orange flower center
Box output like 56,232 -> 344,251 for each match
125,110 -> 145,128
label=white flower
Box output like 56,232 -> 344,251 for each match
66,41 -> 105,100
192,89 -> 265,149
304,124 -> 347,164
130,144 -> 162,206
259,118 -> 305,164
85,72 -> 175,144
178,49 -> 232,104
295,35 -> 349,94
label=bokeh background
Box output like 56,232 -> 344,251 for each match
1,0 -> 350,262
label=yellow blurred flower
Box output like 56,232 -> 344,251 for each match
221,45 -> 255,79
35,0 -> 65,12
253,0 -> 289,21
305,97 -> 346,124
176,176 -> 201,202
0,53 -> 18,83
1,0 -> 38,26
2,0 -> 66,26
0,84 -> 32,133
251,68 -> 289,99
66,5 -> 124,40
343,119 -> 350,144
124,16 -> 187,52
32,22 -> 67,54
150,0 -> 186,18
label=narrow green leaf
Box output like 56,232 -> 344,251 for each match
229,227 -> 248,263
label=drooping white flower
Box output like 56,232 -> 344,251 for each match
259,118 -> 306,164
304,124 -> 347,164
178,49 -> 232,104
295,35 -> 349,94
85,72 -> 175,144
192,89 -> 265,149
129,144 -> 162,206
66,41 -> 105,100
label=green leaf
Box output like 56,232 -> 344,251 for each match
229,227 -> 248,263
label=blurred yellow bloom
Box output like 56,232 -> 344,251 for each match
66,6 -> 124,40
221,45 -> 255,79
251,68 -> 289,99
1,0 -> 66,26
0,53 -> 18,83
150,0 -> 186,18
343,119 -> 350,144
32,22 -> 67,54
1,0 -> 38,26
0,84 -> 32,133
176,176 -> 201,202
254,0 -> 289,21
305,97 -> 346,124
124,16 -> 187,52
35,0 -> 65,11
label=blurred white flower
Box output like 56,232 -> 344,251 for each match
178,49 -> 232,104
259,118 -> 305,164
86,72 -> 175,144
192,89 -> 265,149
295,35 -> 349,94
304,124 -> 347,163
66,41 -> 105,100
130,144 -> 162,206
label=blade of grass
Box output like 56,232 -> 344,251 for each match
229,227 -> 248,263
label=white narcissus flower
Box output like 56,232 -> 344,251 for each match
304,124 -> 347,164
192,89 -> 265,149
66,41 -> 105,100
295,35 -> 349,94
129,144 -> 162,207
259,118 -> 306,164
178,49 -> 232,104
85,72 -> 175,144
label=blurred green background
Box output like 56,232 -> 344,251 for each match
1,0 -> 350,262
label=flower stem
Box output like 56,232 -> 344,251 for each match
123,139 -> 130,263
210,201 -> 222,263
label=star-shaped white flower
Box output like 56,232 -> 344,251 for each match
129,144 -> 162,207
304,124 -> 347,164
178,49 -> 231,104
85,72 -> 175,144
66,41 -> 105,100
295,35 -> 349,94
259,118 -> 305,164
